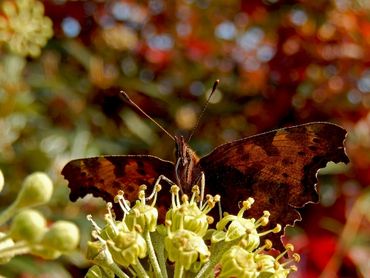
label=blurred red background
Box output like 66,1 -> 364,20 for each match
0,0 -> 369,277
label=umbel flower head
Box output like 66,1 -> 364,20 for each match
85,176 -> 299,278
0,0 -> 53,57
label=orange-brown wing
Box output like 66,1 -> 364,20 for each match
62,155 -> 175,205
199,122 -> 349,248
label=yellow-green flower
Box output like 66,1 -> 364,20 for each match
0,0 -> 53,57
85,265 -> 114,278
107,230 -> 147,268
213,198 -> 261,246
218,245 -> 259,278
124,188 -> 159,233
165,227 -> 210,271
86,240 -> 115,270
166,185 -> 217,237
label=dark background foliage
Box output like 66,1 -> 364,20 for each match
0,0 -> 369,277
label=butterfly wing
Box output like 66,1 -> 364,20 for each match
62,155 -> 175,205
199,122 -> 348,246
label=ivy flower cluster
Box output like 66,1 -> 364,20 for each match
0,170 -> 80,264
86,178 -> 299,278
0,0 -> 53,57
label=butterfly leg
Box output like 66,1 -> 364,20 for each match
174,159 -> 184,195
145,175 -> 177,202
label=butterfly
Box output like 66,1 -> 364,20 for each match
62,121 -> 349,249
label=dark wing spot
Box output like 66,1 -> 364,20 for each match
107,157 -> 127,177
308,146 -> 318,151
282,158 -> 292,165
125,184 -> 135,193
137,165 -> 146,176
85,158 -> 100,168
313,138 -> 321,143
240,153 -> 250,161
270,167 -> 279,174
298,151 -> 305,157
254,131 -> 279,156
237,144 -> 245,155
282,173 -> 289,178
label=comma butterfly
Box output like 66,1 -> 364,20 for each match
62,89 -> 349,249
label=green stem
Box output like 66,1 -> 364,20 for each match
131,259 -> 149,278
174,262 -> 184,278
145,231 -> 166,278
110,262 -> 130,278
151,231 -> 168,278
0,202 -> 18,225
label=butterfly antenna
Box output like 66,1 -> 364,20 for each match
187,79 -> 219,142
120,91 -> 175,141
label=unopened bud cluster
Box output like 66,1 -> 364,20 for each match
0,170 -> 80,264
86,177 -> 299,278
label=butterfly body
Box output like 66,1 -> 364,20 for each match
174,135 -> 202,193
62,122 -> 349,248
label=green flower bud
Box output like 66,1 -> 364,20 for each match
257,244 -> 298,277
165,229 -> 209,270
125,203 -> 158,232
100,221 -> 125,241
257,260 -> 291,278
86,265 -> 103,278
225,218 -> 254,241
9,209 -> 46,243
30,245 -> 61,260
107,230 -> 147,268
211,230 -> 226,243
86,240 -> 114,268
214,215 -> 260,251
86,265 -> 114,278
255,253 -> 276,275
241,229 -> 260,252
272,268 -> 291,278
41,221 -> 79,252
219,246 -> 258,278
15,172 -> 53,209
0,232 -> 15,264
0,170 -> 4,193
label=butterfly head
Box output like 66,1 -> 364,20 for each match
175,136 -> 199,164
174,135 -> 200,192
